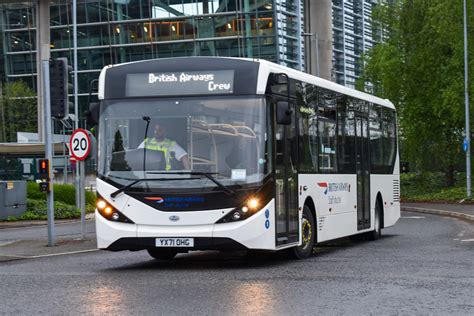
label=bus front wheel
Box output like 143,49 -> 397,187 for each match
147,248 -> 177,260
290,205 -> 315,259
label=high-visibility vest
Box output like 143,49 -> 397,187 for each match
144,138 -> 175,170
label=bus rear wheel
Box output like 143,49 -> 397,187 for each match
147,248 -> 177,260
290,205 -> 315,259
367,200 -> 382,241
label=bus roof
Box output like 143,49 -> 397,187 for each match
98,57 -> 395,110
253,58 -> 395,110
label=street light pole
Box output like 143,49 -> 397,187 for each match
463,0 -> 471,199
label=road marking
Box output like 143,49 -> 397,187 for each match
0,240 -> 19,247
0,249 -> 99,261
27,249 -> 99,259
401,216 -> 425,219
457,231 -> 465,237
460,239 -> 474,242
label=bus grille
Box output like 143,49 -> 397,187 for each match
393,179 -> 400,203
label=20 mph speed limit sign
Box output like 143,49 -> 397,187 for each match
70,128 -> 92,161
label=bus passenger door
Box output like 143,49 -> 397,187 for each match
355,116 -> 371,230
275,107 -> 299,247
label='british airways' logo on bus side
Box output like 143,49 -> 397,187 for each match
317,182 -> 351,195
317,182 -> 329,195
145,197 -> 164,204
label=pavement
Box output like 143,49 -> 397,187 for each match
0,215 -> 97,262
0,203 -> 473,263
402,202 -> 474,223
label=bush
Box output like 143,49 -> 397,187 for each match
7,198 -> 81,221
401,172 -> 469,202
27,182 -> 96,212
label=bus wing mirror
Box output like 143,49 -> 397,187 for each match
86,102 -> 99,126
276,101 -> 292,125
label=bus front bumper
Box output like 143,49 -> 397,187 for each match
95,200 -> 276,251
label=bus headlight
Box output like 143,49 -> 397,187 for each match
96,195 -> 134,223
216,197 -> 261,223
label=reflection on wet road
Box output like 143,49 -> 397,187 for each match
1,212 -> 473,314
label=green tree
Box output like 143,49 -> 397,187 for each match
0,81 -> 37,142
359,0 -> 474,186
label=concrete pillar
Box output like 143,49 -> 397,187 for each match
304,0 -> 332,81
36,0 -> 50,142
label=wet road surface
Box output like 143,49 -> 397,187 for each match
1,212 -> 473,315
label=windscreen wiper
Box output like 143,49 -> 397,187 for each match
110,176 -> 200,198
146,171 -> 237,196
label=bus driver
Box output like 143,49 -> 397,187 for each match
139,122 -> 190,170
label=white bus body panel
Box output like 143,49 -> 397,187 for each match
96,178 -> 276,250
298,174 -> 358,242
96,212 -> 137,249
370,174 -> 400,227
298,172 -> 400,243
212,199 -> 275,250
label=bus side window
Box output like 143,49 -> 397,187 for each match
297,84 -> 315,172
317,116 -> 336,173
317,88 -> 337,173
383,109 -> 397,172
369,104 -> 384,173
338,109 -> 356,173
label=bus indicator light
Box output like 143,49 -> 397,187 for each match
248,198 -> 259,210
104,206 -> 113,215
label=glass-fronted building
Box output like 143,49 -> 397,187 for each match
0,0 -> 304,114
0,0 -> 381,104
332,0 -> 380,88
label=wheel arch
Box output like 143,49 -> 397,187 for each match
304,196 -> 317,242
375,192 -> 385,229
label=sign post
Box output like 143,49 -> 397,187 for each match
43,60 -> 55,247
70,128 -> 92,239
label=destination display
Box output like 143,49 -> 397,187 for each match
125,70 -> 234,96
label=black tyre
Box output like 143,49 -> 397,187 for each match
147,248 -> 178,260
290,205 -> 315,259
367,199 -> 382,241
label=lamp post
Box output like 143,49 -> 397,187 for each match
463,0 -> 471,199
302,32 -> 320,77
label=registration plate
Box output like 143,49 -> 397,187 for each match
155,238 -> 194,247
